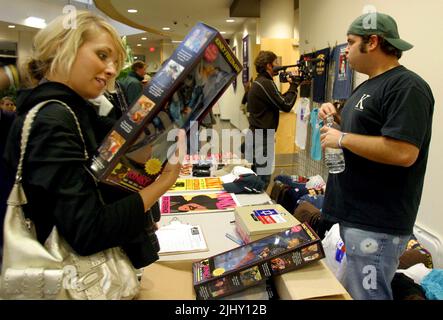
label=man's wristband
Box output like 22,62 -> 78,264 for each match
338,132 -> 348,149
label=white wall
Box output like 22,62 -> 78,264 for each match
218,19 -> 256,130
293,8 -> 300,43
300,0 -> 443,267
17,30 -> 35,68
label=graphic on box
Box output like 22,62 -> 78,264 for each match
128,96 -> 155,124
253,209 -> 287,224
90,23 -> 242,192
184,27 -> 213,53
98,130 -> 126,162
193,223 -> 325,299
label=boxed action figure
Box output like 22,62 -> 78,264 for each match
90,23 -> 242,191
192,223 -> 325,300
234,204 -> 300,244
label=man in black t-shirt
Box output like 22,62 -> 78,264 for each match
319,13 -> 434,300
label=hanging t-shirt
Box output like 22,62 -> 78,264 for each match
332,44 -> 353,100
312,48 -> 330,103
299,54 -> 313,98
295,97 -> 311,150
299,80 -> 311,98
309,108 -> 322,161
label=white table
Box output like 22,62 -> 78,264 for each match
158,192 -> 272,263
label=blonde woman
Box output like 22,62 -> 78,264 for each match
4,12 -> 183,285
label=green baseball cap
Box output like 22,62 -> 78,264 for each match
347,12 -> 413,51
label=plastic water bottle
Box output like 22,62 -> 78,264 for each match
324,116 -> 345,174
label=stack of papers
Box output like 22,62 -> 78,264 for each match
156,219 -> 208,255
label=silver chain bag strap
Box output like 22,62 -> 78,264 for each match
0,100 -> 139,300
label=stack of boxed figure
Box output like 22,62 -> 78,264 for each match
193,223 -> 325,300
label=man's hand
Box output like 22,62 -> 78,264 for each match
320,126 -> 342,149
319,102 -> 337,120
286,69 -> 299,84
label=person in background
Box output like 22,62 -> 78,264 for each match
0,96 -> 16,266
247,51 -> 299,189
3,12 -> 184,282
117,60 -> 147,106
240,77 -> 253,115
241,78 -> 254,109
0,96 -> 16,112
319,12 -> 434,300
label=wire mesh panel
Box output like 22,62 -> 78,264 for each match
295,121 -> 329,181
294,48 -> 343,182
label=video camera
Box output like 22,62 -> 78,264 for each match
273,57 -> 324,84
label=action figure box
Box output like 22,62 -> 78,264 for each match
234,204 -> 300,244
168,177 -> 224,192
90,23 -> 242,191
192,222 -> 325,300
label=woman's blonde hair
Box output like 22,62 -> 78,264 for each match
23,11 -> 126,87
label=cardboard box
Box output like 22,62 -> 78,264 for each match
235,204 -> 300,244
138,262 -> 196,300
274,260 -> 349,300
90,23 -> 242,191
137,262 -> 278,300
192,223 -> 325,300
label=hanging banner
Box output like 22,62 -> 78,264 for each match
232,46 -> 237,92
242,35 -> 249,84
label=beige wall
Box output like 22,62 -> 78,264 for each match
300,0 -> 443,265
217,19 -> 257,129
260,38 -> 299,154
0,28 -> 36,67
260,0 -> 294,39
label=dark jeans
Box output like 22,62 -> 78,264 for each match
246,128 -> 274,191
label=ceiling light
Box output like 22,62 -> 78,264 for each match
134,56 -> 138,59
24,16 -> 46,29
162,27 -> 171,31
141,37 -> 147,40
127,9 -> 138,13
226,19 -> 235,23
8,25 -> 16,28
137,44 -> 141,47
220,31 -> 226,34
172,40 -> 182,43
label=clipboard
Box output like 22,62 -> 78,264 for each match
155,217 -> 209,255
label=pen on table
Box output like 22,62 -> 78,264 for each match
225,233 -> 244,246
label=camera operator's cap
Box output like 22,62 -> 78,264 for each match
347,12 -> 413,51
222,173 -> 265,194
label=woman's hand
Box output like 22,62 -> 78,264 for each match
157,129 -> 186,187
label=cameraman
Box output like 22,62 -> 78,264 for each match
246,51 -> 299,189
